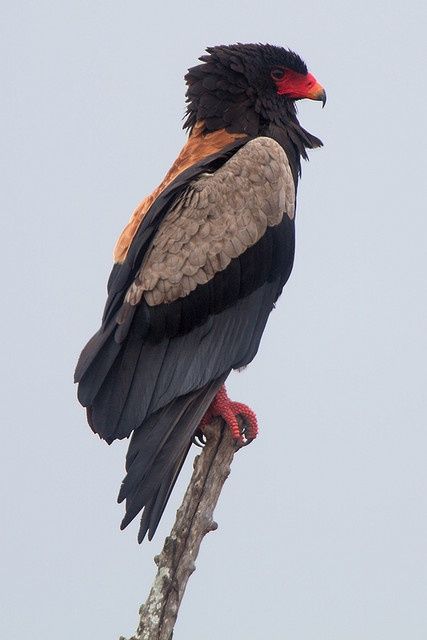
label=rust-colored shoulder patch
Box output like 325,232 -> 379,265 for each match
113,122 -> 248,264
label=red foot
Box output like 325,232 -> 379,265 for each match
199,385 -> 258,446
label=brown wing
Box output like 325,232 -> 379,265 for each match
120,137 -> 294,311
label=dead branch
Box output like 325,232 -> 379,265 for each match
120,418 -> 240,640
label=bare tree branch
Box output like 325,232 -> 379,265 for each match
120,418 -> 240,640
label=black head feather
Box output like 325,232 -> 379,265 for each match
184,42 -> 322,178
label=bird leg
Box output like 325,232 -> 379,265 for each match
195,385 -> 258,447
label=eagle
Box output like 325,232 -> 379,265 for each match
75,43 -> 325,542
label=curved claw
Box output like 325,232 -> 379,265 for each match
192,430 -> 207,447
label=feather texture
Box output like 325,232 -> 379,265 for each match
122,138 -> 294,308
75,42 -> 324,540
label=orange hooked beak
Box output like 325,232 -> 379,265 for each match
306,77 -> 327,107
275,70 -> 327,107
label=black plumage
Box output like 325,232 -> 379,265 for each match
75,43 -> 324,541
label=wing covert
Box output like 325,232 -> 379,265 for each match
121,137 -> 295,311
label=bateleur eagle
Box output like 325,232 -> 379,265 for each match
75,43 -> 325,542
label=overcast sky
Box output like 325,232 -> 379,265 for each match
1,1 -> 426,639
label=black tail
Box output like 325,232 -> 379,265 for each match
118,377 -> 226,542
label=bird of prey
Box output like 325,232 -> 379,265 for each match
75,43 -> 325,542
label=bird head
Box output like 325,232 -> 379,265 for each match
184,43 -> 326,135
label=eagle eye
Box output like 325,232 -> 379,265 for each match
271,68 -> 285,81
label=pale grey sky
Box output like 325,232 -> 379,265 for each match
1,1 -> 426,639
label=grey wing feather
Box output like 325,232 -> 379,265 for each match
123,137 -> 295,309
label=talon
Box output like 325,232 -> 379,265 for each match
198,385 -> 258,445
192,430 -> 207,447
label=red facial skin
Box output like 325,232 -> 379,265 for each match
274,69 -> 325,101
